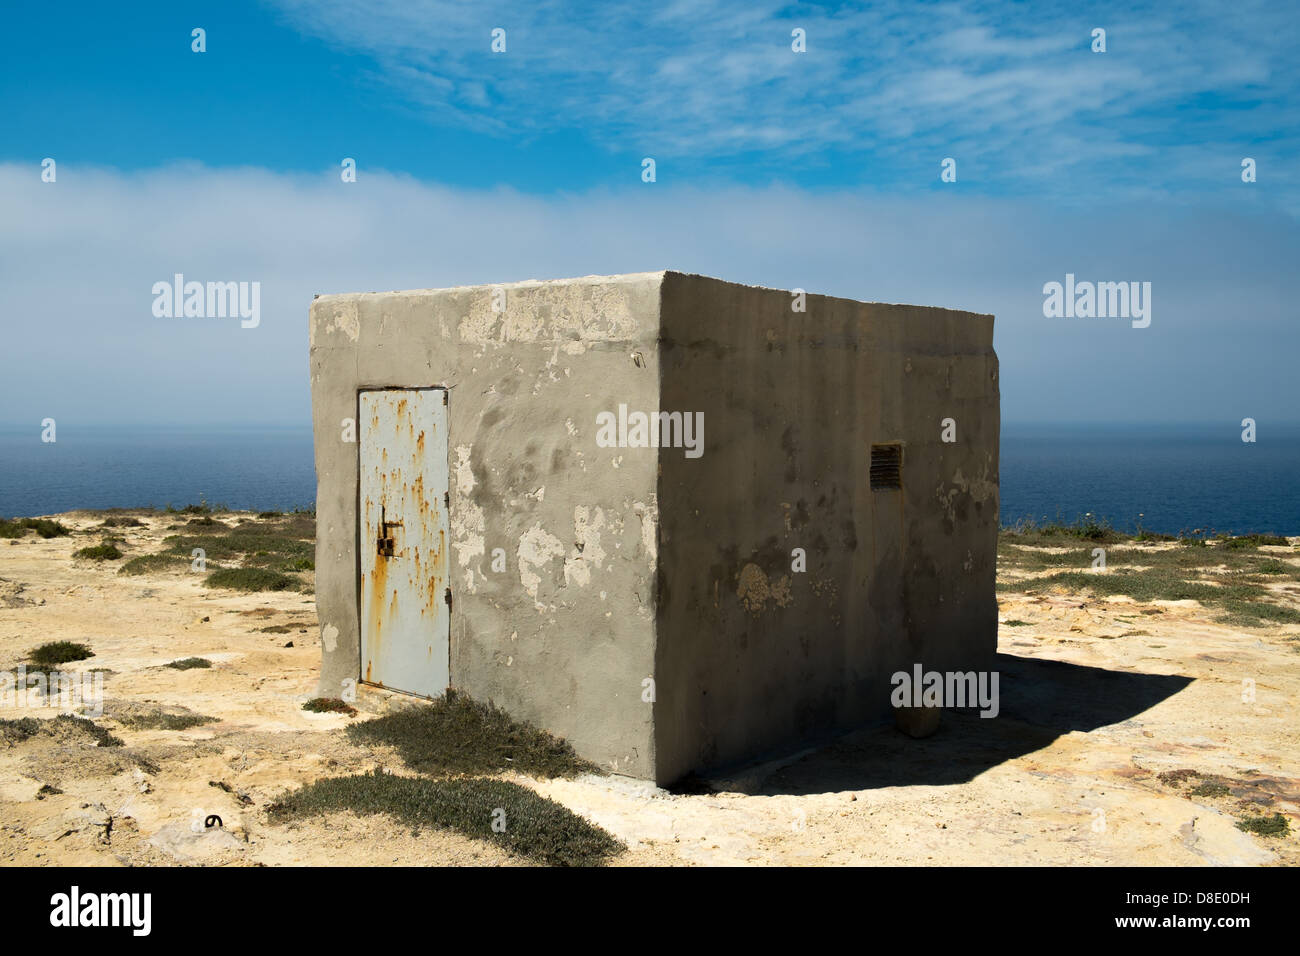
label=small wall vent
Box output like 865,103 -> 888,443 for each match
870,443 -> 903,490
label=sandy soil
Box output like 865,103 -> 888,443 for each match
1,511 -> 1297,866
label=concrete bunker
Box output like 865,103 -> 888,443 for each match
310,271 -> 999,785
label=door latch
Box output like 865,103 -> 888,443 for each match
377,504 -> 403,557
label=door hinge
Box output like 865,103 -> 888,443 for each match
444,588 -> 452,610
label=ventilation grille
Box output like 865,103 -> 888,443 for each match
870,443 -> 903,490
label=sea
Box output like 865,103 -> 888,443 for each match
0,422 -> 1296,536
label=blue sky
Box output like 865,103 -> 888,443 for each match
1,0 -> 1298,425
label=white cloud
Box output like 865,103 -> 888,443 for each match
266,0 -> 1300,197
1,161 -> 1297,426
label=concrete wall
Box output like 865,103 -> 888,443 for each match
310,271 -> 998,786
310,274 -> 664,778
652,273 -> 998,783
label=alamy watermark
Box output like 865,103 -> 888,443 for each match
1042,273 -> 1150,328
595,404 -> 704,458
50,885 -> 150,936
1,666 -> 104,717
891,664 -> 999,718
152,274 -> 260,328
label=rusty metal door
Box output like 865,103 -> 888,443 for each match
359,388 -> 450,697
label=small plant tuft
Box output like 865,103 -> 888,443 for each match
345,689 -> 601,779
116,709 -> 215,731
0,715 -> 122,748
0,517 -> 71,539
205,567 -> 296,592
303,697 -> 358,716
267,770 -> 623,866
1235,813 -> 1290,837
74,542 -> 123,560
165,657 -> 212,670
28,641 -> 94,667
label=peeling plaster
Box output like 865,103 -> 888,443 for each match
319,300 -> 359,344
452,444 -> 486,566
737,564 -> 793,614
518,524 -> 566,603
458,282 -> 644,348
563,506 -> 607,587
936,465 -> 998,524
633,499 -> 657,563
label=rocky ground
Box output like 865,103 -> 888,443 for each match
1,509 -> 1296,866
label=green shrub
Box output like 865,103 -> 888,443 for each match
0,517 -> 71,539
205,567 -> 296,592
99,515 -> 144,528
120,554 -> 189,575
1000,515 -> 1123,546
74,542 -> 123,560
1235,813 -> 1290,837
164,533 -> 312,563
